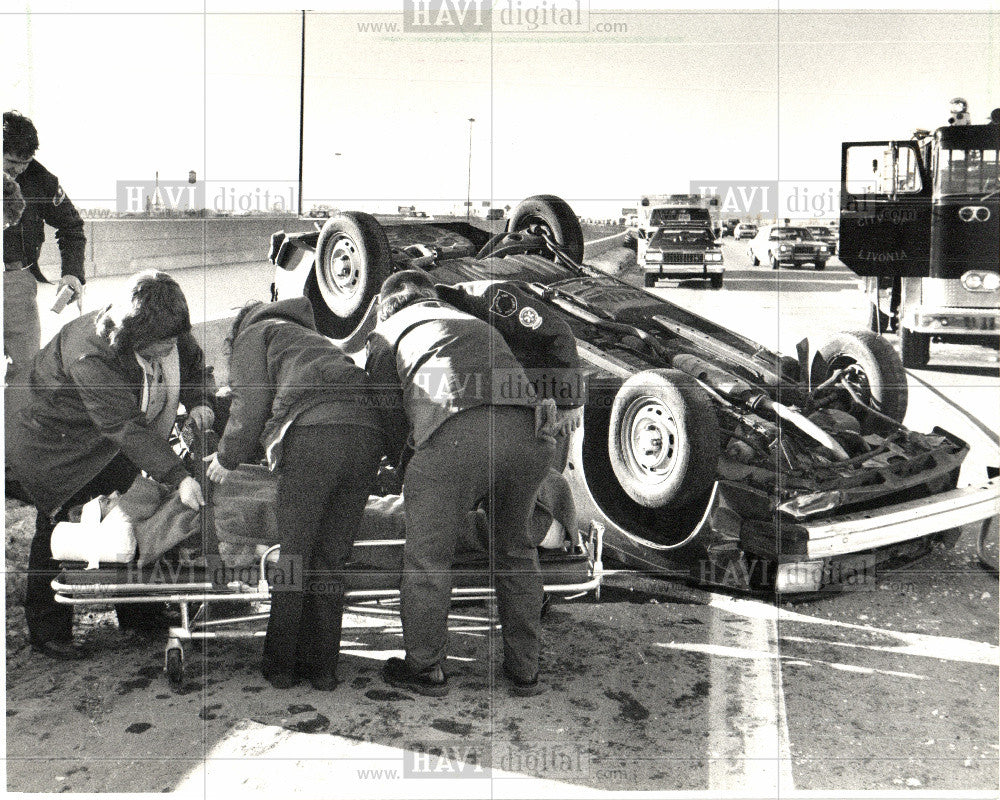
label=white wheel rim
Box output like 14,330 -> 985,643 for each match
321,234 -> 363,302
620,396 -> 679,485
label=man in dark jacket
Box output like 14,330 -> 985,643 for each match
205,298 -> 383,690
3,111 -> 86,407
367,270 -> 556,697
7,271 -> 216,659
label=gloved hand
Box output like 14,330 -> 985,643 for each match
554,406 -> 584,437
534,398 -> 559,444
203,452 -> 234,485
178,475 -> 206,509
187,404 -> 215,432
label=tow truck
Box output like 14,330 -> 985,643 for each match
839,106 -> 1000,367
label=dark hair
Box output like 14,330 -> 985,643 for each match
3,111 -> 39,159
223,301 -> 264,367
377,270 -> 437,322
96,270 -> 191,355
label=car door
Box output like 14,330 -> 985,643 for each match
839,140 -> 932,277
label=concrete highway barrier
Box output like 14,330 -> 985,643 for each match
36,216 -> 303,279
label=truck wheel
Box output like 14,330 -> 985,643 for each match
868,303 -> 892,334
607,369 -> 720,510
508,195 -> 585,264
900,327 -> 931,369
813,331 -> 908,432
709,274 -> 723,289
312,212 -> 393,340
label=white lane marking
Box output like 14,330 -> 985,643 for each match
724,277 -> 857,286
710,594 -> 1000,667
175,720 -> 673,798
780,634 -> 999,667
706,595 -> 794,793
583,231 -> 628,246
656,641 -> 929,680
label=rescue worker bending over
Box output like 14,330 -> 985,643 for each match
205,298 -> 384,691
367,270 -> 556,697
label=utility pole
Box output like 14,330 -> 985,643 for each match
297,10 -> 306,218
466,117 -> 475,221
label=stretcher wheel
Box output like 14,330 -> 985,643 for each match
165,647 -> 184,687
540,592 -> 553,618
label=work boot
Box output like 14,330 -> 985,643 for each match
381,657 -> 448,697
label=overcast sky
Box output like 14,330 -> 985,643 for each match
4,1 -> 999,217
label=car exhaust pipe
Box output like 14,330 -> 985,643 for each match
670,353 -> 850,461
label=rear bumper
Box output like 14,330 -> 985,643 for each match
903,305 -> 1000,335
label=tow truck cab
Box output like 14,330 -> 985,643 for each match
839,109 -> 1000,367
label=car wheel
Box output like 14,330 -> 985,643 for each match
312,212 -> 393,340
607,369 -> 720,510
643,274 -> 656,288
709,274 -> 723,289
508,195 -> 585,264
900,326 -> 931,369
815,261 -> 826,271
813,331 -> 908,432
769,252 -> 779,270
750,250 -> 760,266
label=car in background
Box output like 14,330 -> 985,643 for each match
641,225 -> 724,289
267,194 -> 998,594
748,225 -> 832,270
806,225 -> 838,255
734,222 -> 758,240
722,218 -> 741,237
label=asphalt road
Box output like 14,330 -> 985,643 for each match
8,226 -> 998,795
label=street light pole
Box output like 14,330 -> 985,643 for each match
466,117 -> 475,221
297,9 -> 306,218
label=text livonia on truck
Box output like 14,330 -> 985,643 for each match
839,102 -> 1000,368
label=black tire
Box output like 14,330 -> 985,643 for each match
769,252 -> 779,270
815,261 -> 826,271
607,369 -> 720,510
644,274 -> 657,288
900,326 -> 930,369
165,648 -> 184,687
508,195 -> 585,264
709,274 -> 723,289
813,331 -> 908,432
750,251 -> 760,266
312,212 -> 393,339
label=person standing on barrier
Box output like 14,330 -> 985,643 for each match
3,111 -> 86,422
7,271 -> 217,660
366,270 -> 556,697
204,298 -> 383,691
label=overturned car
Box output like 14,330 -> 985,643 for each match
268,195 -> 999,594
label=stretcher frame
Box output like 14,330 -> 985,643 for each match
52,523 -> 604,686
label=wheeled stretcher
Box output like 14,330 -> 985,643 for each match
51,464 -> 604,686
